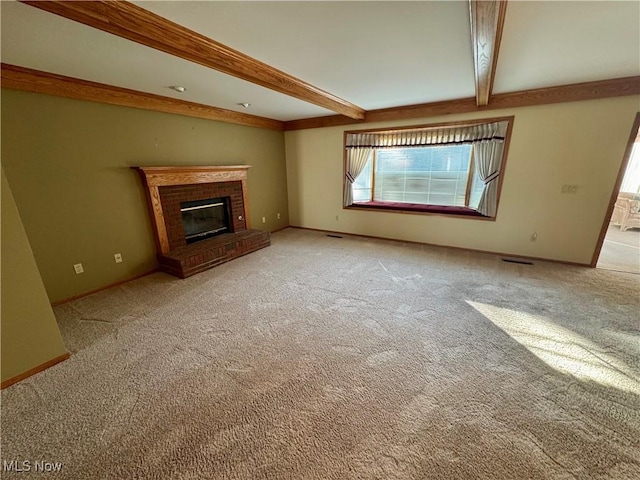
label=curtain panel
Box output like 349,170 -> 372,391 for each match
344,147 -> 372,206
474,140 -> 504,217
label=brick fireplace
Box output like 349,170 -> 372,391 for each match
134,166 -> 270,278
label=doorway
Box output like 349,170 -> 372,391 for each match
593,113 -> 640,274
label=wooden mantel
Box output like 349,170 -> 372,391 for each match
133,166 -> 251,255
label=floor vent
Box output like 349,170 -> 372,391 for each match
326,234 -> 343,239
502,258 -> 534,265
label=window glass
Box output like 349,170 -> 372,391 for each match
352,155 -> 373,203
368,145 -> 472,206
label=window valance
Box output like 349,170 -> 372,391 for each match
345,121 -> 508,149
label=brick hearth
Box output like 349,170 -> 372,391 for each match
158,229 -> 271,278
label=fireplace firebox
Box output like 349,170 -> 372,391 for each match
181,197 -> 230,243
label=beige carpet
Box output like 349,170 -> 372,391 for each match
2,228 -> 639,479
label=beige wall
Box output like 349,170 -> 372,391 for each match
1,89 -> 289,302
285,96 -> 640,264
1,169 -> 68,383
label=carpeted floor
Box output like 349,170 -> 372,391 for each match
2,228 -> 639,479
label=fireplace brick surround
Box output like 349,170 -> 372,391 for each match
134,166 -> 270,278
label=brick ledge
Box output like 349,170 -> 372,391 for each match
158,229 -> 270,278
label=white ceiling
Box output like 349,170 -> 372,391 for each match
2,1 -> 639,122
495,1 -> 640,93
133,0 -> 477,109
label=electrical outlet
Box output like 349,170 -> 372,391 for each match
73,263 -> 84,274
530,231 -> 538,242
114,253 -> 123,263
262,216 -> 266,223
277,213 -> 281,220
561,184 -> 579,194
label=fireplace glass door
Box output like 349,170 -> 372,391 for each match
180,197 -> 230,244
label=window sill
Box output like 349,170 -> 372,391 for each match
348,201 -> 488,218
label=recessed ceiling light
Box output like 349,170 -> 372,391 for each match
238,103 -> 251,109
169,86 -> 186,93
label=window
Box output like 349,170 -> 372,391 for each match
345,117 -> 513,218
621,140 -> 640,194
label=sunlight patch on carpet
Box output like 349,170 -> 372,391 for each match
467,301 -> 640,395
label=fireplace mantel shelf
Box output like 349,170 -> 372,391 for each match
136,166 -> 249,173
134,165 -> 250,188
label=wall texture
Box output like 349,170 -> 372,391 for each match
285,96 -> 640,264
1,89 -> 288,302
1,169 -> 68,383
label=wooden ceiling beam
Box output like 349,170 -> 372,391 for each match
20,0 -> 366,120
469,0 -> 508,106
1,63 -> 284,131
284,76 -> 640,130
